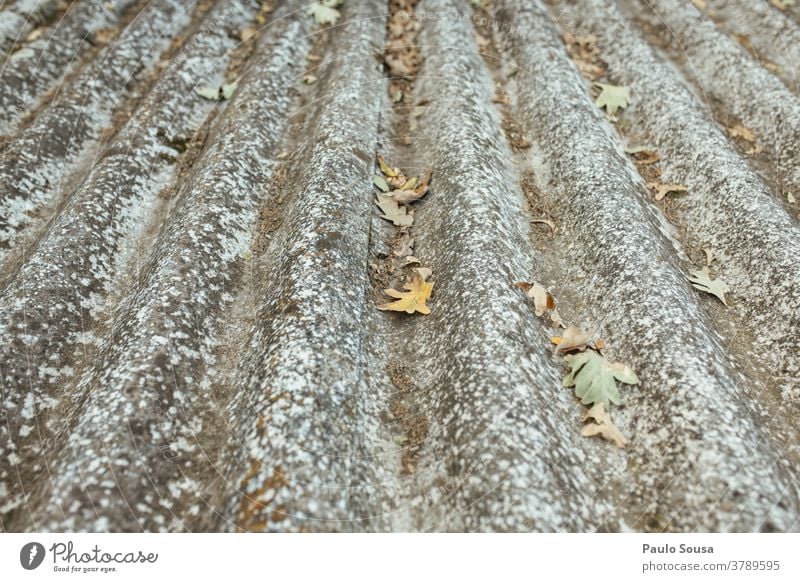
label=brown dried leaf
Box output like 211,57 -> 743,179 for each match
392,232 -> 415,257
515,282 -> 554,316
581,403 -> 628,448
648,182 -> 688,202
626,145 -> 660,165
689,266 -> 730,306
551,325 -> 598,353
550,307 -> 565,329
728,124 -> 756,142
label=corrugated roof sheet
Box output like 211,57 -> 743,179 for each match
0,0 -> 799,532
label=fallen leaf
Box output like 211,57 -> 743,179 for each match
415,169 -> 432,197
241,26 -> 257,41
377,155 -> 397,177
378,268 -> 433,314
308,0 -> 343,25
562,350 -> 639,407
10,47 -> 35,60
550,307 -> 565,329
392,187 -> 428,204
93,28 -> 117,44
552,325 -> 597,353
691,0 -> 708,9
594,83 -> 631,115
373,174 -> 390,192
385,52 -> 415,78
492,92 -> 510,105
375,194 -> 414,227
26,28 -> 44,42
648,182 -> 688,202
392,232 -> 414,257
689,267 -> 730,306
626,145 -> 660,165
771,0 -> 796,10
221,82 -> 238,100
195,86 -> 220,100
581,403 -> 628,448
788,192 -> 797,204
728,124 -> 756,142
530,217 -> 557,234
303,74 -> 317,84
515,282 -> 555,316
703,247 -> 715,267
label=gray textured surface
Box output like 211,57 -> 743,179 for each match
0,0 -> 798,532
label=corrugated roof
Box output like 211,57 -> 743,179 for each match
0,0 -> 799,532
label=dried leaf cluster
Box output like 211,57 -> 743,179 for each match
562,32 -> 606,81
516,283 -> 638,448
385,2 -> 422,80
647,182 -> 688,202
375,155 -> 434,315
554,326 -> 638,448
373,155 -> 431,228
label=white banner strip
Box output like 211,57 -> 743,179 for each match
1,533 -> 798,581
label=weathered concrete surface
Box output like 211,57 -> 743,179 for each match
0,0 -> 194,267
0,0 -> 799,532
0,0 -> 139,136
0,0 -> 59,54
0,0 -> 261,531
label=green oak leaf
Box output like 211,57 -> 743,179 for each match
563,350 -> 639,407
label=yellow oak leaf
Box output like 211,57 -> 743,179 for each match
378,268 -> 433,315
